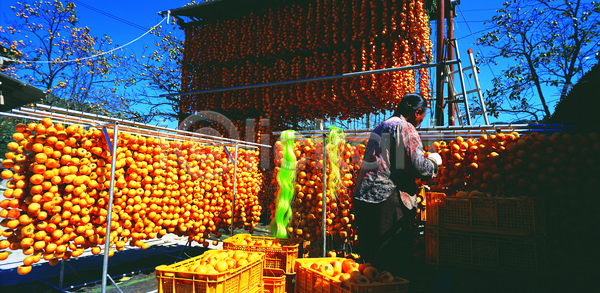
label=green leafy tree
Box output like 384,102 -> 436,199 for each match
477,0 -> 600,121
0,0 -> 135,117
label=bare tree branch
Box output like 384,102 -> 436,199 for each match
477,0 -> 600,121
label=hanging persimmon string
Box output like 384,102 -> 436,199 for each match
180,0 -> 432,130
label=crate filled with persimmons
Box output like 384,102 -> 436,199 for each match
155,249 -> 265,293
294,258 -> 409,293
223,234 -> 303,273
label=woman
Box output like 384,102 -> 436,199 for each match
353,93 -> 442,285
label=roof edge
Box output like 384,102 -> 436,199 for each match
158,0 -> 223,17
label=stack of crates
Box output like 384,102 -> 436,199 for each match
425,192 -> 547,273
223,234 -> 303,293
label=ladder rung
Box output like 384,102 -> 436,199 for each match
452,66 -> 474,74
446,99 -> 465,104
463,65 -> 474,71
444,94 -> 460,100
459,111 -> 484,118
451,89 -> 479,99
444,60 -> 460,66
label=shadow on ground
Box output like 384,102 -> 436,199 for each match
0,242 -> 208,293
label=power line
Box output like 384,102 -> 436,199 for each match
459,8 -> 499,12
453,20 -> 488,23
10,17 -> 167,64
72,0 -> 148,31
456,6 -> 497,80
457,28 -> 494,40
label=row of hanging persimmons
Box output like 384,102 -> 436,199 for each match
0,118 -> 263,275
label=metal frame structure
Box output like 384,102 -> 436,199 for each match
158,61 -> 461,133
0,104 -> 270,293
5,104 -> 267,149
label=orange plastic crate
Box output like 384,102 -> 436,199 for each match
426,192 -> 546,235
223,234 -> 302,273
426,226 -> 547,273
294,258 -> 409,293
263,269 -> 286,293
155,249 -> 265,293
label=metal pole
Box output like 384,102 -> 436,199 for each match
435,0 -> 446,126
160,63 -> 439,97
102,122 -> 119,293
319,122 -> 327,257
106,273 -> 124,293
59,259 -> 65,288
447,3 -> 455,126
231,143 -> 239,236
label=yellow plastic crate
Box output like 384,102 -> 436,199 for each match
294,258 -> 409,293
223,234 -> 302,273
263,269 -> 286,293
155,250 -> 264,293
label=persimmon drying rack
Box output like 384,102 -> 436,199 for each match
272,121 -> 577,257
0,104 -> 270,293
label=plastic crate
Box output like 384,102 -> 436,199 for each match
155,250 -> 265,293
294,258 -> 342,293
294,258 -> 409,293
426,226 -> 547,274
223,234 -> 302,273
263,269 -> 286,293
426,192 -> 546,235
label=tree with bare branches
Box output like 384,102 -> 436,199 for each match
0,0 -> 136,117
478,0 -> 600,121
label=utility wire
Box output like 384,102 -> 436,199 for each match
457,28 -> 494,40
9,17 -> 167,64
457,6 -> 498,80
72,0 -> 147,31
459,8 -> 501,12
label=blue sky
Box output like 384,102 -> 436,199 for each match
0,0 -> 556,127
0,0 -> 189,47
